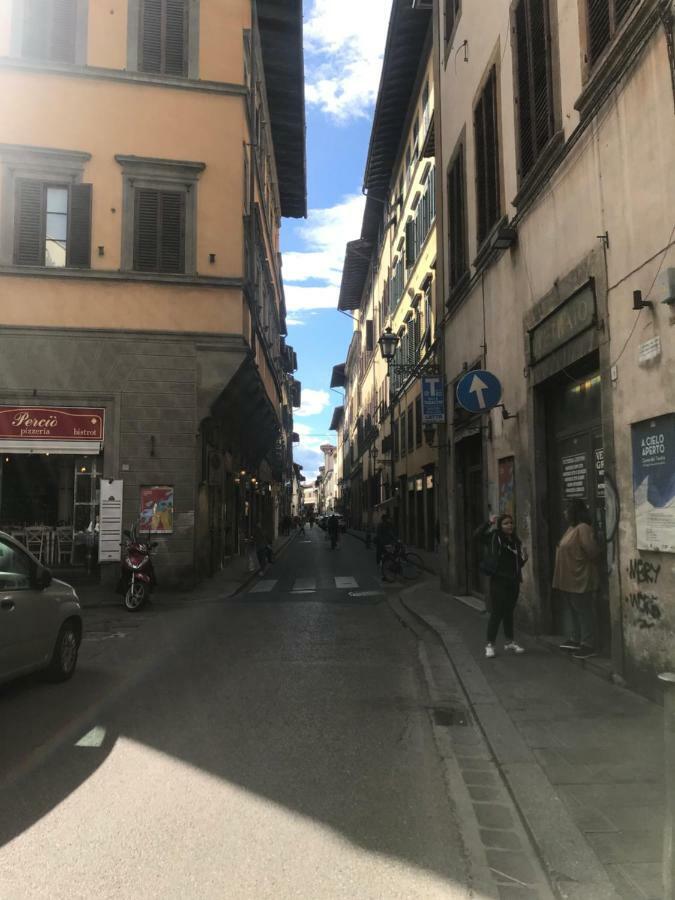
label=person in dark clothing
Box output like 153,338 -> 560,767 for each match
327,513 -> 340,549
476,514 -> 528,658
253,522 -> 269,574
375,512 -> 396,568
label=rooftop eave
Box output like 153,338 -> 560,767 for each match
257,0 -> 307,218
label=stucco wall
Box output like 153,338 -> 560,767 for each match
437,0 -> 675,683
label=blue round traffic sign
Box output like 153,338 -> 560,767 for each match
456,369 -> 502,414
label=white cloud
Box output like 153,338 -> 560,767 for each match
285,315 -> 306,327
293,423 -> 333,481
305,0 -> 393,121
295,389 -> 331,418
282,192 -> 365,311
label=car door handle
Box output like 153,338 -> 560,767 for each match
1,598 -> 15,611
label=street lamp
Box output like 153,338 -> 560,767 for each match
378,327 -> 400,505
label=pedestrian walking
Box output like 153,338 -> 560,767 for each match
375,512 -> 396,569
252,521 -> 269,575
476,514 -> 528,658
327,513 -> 340,550
553,499 -> 601,659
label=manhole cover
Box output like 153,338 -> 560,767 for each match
348,590 -> 384,598
431,707 -> 470,727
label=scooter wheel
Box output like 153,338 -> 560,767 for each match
124,582 -> 147,611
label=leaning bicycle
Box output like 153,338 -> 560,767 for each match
380,540 -> 425,582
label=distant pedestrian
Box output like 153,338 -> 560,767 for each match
327,513 -> 340,550
476,514 -> 528,658
253,522 -> 269,574
553,499 -> 601,659
375,512 -> 396,569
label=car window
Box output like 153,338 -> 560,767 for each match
0,538 -> 33,591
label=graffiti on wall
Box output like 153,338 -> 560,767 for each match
625,557 -> 663,630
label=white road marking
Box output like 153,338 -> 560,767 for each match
335,576 -> 358,589
249,580 -> 277,593
292,577 -> 316,591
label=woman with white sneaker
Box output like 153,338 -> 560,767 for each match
476,514 -> 528,658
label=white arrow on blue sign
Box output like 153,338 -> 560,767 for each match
456,369 -> 502,414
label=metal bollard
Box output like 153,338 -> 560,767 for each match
659,672 -> 675,900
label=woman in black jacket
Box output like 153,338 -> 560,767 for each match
476,514 -> 528,658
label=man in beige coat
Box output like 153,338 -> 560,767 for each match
553,499 -> 601,658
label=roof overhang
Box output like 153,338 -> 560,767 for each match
362,0 -> 431,225
257,0 -> 307,218
330,364 -> 346,389
329,406 -> 345,431
337,238 -> 373,311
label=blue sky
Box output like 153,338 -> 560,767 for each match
281,0 -> 392,481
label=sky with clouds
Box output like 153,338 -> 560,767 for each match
281,0 -> 392,482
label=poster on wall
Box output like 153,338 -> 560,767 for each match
631,414 -> 675,552
498,457 -> 515,518
139,486 -> 174,534
561,452 -> 588,500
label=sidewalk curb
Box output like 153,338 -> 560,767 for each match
398,580 -> 620,900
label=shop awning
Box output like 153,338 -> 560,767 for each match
338,239 -> 373,311
330,364 -> 346,389
0,440 -> 101,454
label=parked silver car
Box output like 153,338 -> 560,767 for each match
0,531 -> 82,686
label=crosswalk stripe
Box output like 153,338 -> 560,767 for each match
334,576 -> 358,589
249,579 -> 277,594
292,577 -> 316,591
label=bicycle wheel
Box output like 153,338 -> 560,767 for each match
400,552 -> 424,580
381,557 -> 398,582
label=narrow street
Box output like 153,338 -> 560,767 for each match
2,532 -> 479,899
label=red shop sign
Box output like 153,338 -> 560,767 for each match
0,406 -> 105,442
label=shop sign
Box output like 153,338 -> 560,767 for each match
631,414 -> 675,552
99,479 -> 123,563
421,377 -> 445,423
0,406 -> 104,442
529,284 -> 596,364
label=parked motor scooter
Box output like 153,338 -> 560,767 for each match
118,525 -> 157,611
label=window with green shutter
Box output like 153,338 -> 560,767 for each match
22,0 -> 78,63
133,188 -> 186,273
447,143 -> 468,288
474,66 -> 501,246
139,0 -> 188,76
13,180 -> 92,268
585,0 -> 638,67
513,0 -> 555,181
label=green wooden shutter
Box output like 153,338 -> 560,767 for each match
587,0 -> 610,65
134,189 -> 160,270
140,0 -> 163,73
14,180 -> 44,266
165,0 -> 187,76
22,0 -> 48,59
514,0 -> 534,178
67,183 -> 92,268
158,190 -> 185,273
50,0 -> 77,63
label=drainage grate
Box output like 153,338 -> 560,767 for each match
431,707 -> 470,727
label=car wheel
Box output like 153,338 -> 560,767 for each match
46,621 -> 80,682
124,582 -> 147,611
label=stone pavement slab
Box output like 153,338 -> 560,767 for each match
399,579 -> 666,900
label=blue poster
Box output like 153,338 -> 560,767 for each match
631,413 -> 675,552
421,377 -> 445,424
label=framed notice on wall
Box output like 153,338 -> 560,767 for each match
631,414 -> 675,552
139,486 -> 174,534
99,479 -> 124,562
